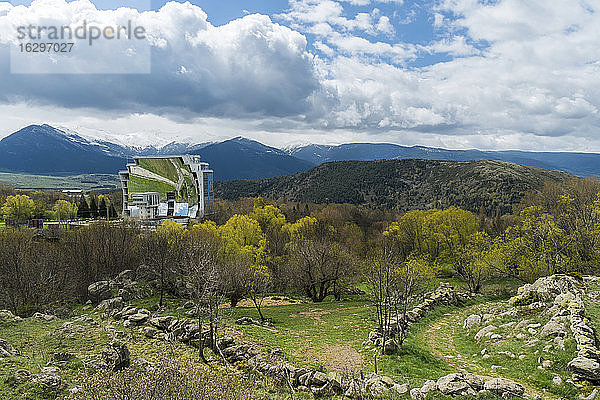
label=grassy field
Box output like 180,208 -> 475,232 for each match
0,173 -> 120,190
0,277 -> 593,399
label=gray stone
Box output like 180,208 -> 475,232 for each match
102,340 -> 130,370
88,281 -> 111,302
437,373 -> 469,395
568,356 -> 600,381
483,377 -> 525,397
475,325 -> 497,341
0,338 -> 18,357
463,314 -> 482,329
32,373 -> 64,390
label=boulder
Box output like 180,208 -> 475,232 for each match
540,319 -> 567,338
475,325 -> 497,341
88,281 -> 111,303
483,377 -> 525,397
568,356 -> 600,381
32,373 -> 64,390
437,373 -> 469,395
236,317 -> 254,325
32,312 -> 56,321
391,383 -> 409,395
97,297 -> 124,315
0,338 -> 19,357
148,316 -> 174,330
0,310 -> 21,322
116,270 -> 135,282
463,314 -> 482,329
53,352 -> 75,362
102,340 -> 130,370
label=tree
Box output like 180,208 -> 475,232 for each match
247,264 -> 271,322
1,194 -> 35,222
145,220 -> 185,308
53,200 -> 78,223
184,221 -> 224,360
98,198 -> 108,220
77,195 -> 90,219
109,204 -> 119,219
286,217 -> 350,302
218,214 -> 266,306
89,197 -> 99,219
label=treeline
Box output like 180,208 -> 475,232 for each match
0,184 -> 120,222
0,178 -> 599,319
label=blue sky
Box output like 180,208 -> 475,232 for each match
0,0 -> 599,151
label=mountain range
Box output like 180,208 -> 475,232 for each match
0,124 -> 599,181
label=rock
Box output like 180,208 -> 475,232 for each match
311,371 -> 328,386
392,383 -> 409,395
483,377 -> 525,397
0,310 -> 21,322
553,375 -> 563,386
490,334 -> 502,340
236,317 -> 254,325
420,379 -> 437,394
97,297 -> 124,315
143,326 -> 158,339
32,312 -> 56,321
581,388 -> 598,400
410,387 -> 425,399
475,325 -> 497,341
32,373 -> 64,390
0,338 -> 19,357
568,357 -> 600,381
464,373 -> 486,390
463,314 -> 482,329
437,373 -> 469,395
116,270 -> 135,282
148,316 -> 174,330
88,281 -> 111,303
383,339 -> 398,354
126,312 -> 149,326
102,340 -> 130,370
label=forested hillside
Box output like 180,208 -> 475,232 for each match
215,159 -> 571,214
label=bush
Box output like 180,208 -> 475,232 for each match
512,291 -> 542,307
68,359 -> 257,400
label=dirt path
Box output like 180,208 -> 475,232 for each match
423,303 -> 561,400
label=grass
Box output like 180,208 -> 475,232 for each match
0,173 -> 120,190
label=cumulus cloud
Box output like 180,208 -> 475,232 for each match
1,0 -> 600,151
0,0 -> 318,117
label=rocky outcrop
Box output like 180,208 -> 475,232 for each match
0,338 -> 19,357
0,310 -> 22,322
102,340 -> 130,371
511,274 -> 600,383
367,283 -> 462,353
87,281 -> 111,303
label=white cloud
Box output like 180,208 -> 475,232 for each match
0,0 -> 318,116
1,0 -> 600,152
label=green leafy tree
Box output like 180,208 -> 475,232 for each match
1,194 -> 35,222
53,200 -> 78,222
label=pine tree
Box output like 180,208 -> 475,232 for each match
109,204 -> 119,219
89,197 -> 99,219
77,194 -> 90,219
98,198 -> 108,219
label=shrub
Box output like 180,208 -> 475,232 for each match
512,291 -> 542,307
68,358 -> 257,400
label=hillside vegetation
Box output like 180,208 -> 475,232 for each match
215,159 -> 570,214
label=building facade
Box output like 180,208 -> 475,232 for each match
119,155 -> 213,219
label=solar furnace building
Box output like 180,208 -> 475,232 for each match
119,155 -> 213,219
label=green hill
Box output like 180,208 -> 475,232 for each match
215,159 -> 571,214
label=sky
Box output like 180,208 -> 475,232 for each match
0,0 -> 599,151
